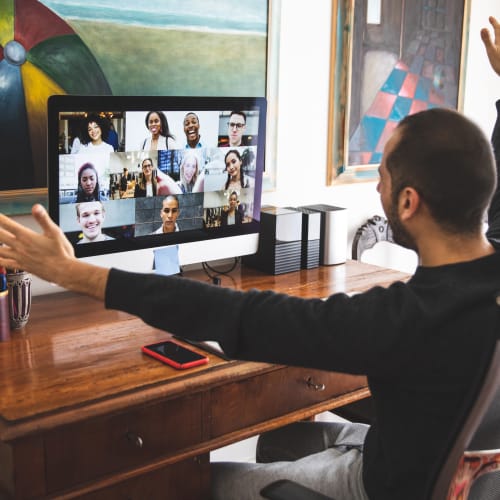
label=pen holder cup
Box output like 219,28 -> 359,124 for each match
6,271 -> 32,330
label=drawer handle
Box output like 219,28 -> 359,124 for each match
306,377 -> 325,391
126,432 -> 144,448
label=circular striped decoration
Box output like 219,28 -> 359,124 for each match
0,0 -> 112,190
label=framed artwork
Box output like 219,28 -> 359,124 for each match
0,0 -> 279,215
327,0 -> 471,185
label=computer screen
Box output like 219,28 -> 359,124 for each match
47,95 -> 266,268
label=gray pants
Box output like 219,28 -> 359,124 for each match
211,421 -> 370,500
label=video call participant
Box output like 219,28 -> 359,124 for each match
178,152 -> 202,193
141,111 -> 176,151
75,163 -> 107,203
153,195 -> 180,234
218,111 -> 247,147
225,111 -> 247,147
0,16 -> 499,500
69,122 -> 82,154
183,112 -> 203,149
76,114 -> 114,155
119,167 -> 131,198
76,201 -> 114,244
221,191 -> 243,226
134,158 -> 158,197
107,121 -> 120,151
224,149 -> 254,190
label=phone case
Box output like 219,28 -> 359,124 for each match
142,340 -> 208,369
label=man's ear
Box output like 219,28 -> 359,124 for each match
398,187 -> 421,221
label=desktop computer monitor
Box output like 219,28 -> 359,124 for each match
47,95 -> 267,271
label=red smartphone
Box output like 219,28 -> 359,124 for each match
141,340 -> 209,369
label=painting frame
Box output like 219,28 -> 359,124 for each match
327,0 -> 471,185
0,0 -> 280,215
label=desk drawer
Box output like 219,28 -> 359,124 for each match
44,393 -> 203,492
210,367 -> 366,437
78,456 -> 209,500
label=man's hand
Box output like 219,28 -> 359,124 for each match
0,204 -> 109,300
0,204 -> 74,282
481,16 -> 500,76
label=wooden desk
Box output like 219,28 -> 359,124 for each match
0,261 -> 408,499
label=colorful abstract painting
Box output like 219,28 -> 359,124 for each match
0,0 -> 268,208
328,0 -> 469,183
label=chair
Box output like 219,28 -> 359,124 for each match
351,214 -> 418,273
431,335 -> 500,500
261,321 -> 500,500
351,215 -> 394,260
463,387 -> 500,499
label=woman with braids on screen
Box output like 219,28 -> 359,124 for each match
224,149 -> 254,191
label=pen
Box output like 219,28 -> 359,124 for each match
0,267 -> 7,293
0,266 -> 10,341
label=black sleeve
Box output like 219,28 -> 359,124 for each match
104,268 -> 414,375
105,268 -> 246,356
486,100 -> 500,241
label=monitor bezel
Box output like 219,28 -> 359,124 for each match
47,95 -> 267,259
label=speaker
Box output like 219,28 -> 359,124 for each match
285,207 -> 321,269
243,206 -> 302,275
298,204 -> 347,265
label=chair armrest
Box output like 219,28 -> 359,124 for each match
260,479 -> 334,500
464,448 -> 500,458
463,448 -> 500,478
448,449 -> 500,499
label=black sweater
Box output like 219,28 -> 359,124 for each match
105,104 -> 500,500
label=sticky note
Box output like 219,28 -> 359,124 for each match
153,246 -> 181,276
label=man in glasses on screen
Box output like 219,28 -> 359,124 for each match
153,195 -> 180,234
227,111 -> 247,147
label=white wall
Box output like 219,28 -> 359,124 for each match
464,1 -> 500,132
263,0 -> 499,271
267,0 -> 500,221
17,0 -> 500,295
264,0 -> 383,241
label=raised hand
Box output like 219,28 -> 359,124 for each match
481,16 -> 500,76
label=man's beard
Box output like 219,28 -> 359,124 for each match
386,203 -> 417,252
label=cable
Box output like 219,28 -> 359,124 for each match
202,257 -> 240,284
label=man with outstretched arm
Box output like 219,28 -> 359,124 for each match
0,17 -> 499,500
